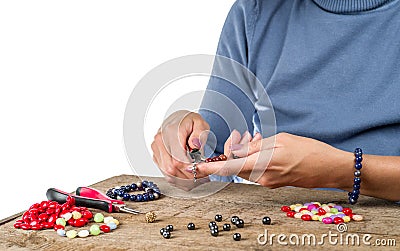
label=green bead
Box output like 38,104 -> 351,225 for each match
66,230 -> 78,238
90,224 -> 101,236
56,218 -> 66,227
94,213 -> 104,223
330,208 -> 339,214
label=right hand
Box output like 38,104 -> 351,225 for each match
151,110 -> 210,190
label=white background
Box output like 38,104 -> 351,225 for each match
0,0 -> 235,220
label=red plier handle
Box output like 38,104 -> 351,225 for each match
76,187 -> 124,204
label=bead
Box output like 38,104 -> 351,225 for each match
231,216 -> 239,224
100,224 -> 111,233
233,233 -> 241,241
342,208 -> 352,216
153,193 -> 160,199
136,194 -> 143,202
163,231 -> 171,239
31,225 -> 43,230
142,194 -> 149,202
330,208 -> 339,214
94,213 -> 104,223
78,230 -> 90,238
166,224 -> 174,232
355,163 -> 362,170
307,204 -> 317,211
54,224 -> 65,231
90,225 -> 101,236
354,148 -> 362,154
343,216 -> 351,223
145,211 -> 157,223
354,170 -> 361,177
349,197 -> 357,205
62,212 -> 72,221
66,230 -> 78,238
136,181 -> 142,189
322,206 -> 331,213
38,213 -> 48,222
219,223 -> 230,231
72,211 -> 82,220
187,223 -> 195,230
286,211 -> 295,218
82,211 -> 93,220
160,228 -> 166,235
318,208 -> 326,215
352,215 -> 363,221
311,215 -> 319,221
333,217 -> 344,225
74,218 -> 87,227
209,221 -> 217,228
294,206 -> 302,212
111,219 -> 120,226
290,205 -> 296,210
322,217 -> 333,224
235,219 -> 244,228
281,206 -> 291,212
334,205 -> 343,212
55,218 -> 66,227
301,215 -> 311,221
352,189 -> 360,196
13,222 -> 22,229
129,195 -> 136,201
130,183 -> 137,190
104,216 -> 114,224
262,216 -> 271,225
57,229 -> 66,237
354,177 -> 361,185
123,193 -> 130,201
294,213 -> 302,219
355,156 -> 363,163
215,214 -> 223,222
210,225 -> 218,231
210,229 -> 219,237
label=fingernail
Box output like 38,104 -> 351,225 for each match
230,144 -> 243,151
192,138 -> 201,148
185,167 -> 194,173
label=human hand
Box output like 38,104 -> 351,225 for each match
194,132 -> 353,189
151,110 -> 210,190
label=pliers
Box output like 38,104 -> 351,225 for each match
46,187 -> 140,214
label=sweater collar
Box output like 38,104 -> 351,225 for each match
313,0 -> 393,13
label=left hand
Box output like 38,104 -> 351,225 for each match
194,132 -> 353,189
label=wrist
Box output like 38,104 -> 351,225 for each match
328,149 -> 354,190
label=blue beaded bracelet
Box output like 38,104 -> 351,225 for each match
348,148 -> 362,205
106,180 -> 161,202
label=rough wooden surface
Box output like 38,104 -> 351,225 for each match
0,175 -> 399,250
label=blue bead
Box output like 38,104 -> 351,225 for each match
120,186 -> 126,191
352,189 -> 360,196
148,193 -> 155,200
129,194 -> 136,201
131,183 -> 137,190
148,182 -> 154,187
349,197 -> 357,205
348,192 -> 353,197
117,190 -> 125,196
354,148 -> 362,155
113,189 -> 119,195
125,185 -> 131,192
354,177 -> 361,184
355,156 -> 363,163
353,184 -> 360,190
123,193 -> 130,201
350,194 -> 359,200
355,163 -> 362,170
142,180 -> 148,188
136,194 -> 143,202
142,194 -> 149,201
354,170 -> 361,177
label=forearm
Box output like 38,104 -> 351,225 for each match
334,150 -> 400,201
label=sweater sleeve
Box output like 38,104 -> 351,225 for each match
199,0 -> 258,182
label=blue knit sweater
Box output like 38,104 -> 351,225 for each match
199,0 -> 400,182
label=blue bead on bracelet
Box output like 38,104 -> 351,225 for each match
106,180 -> 161,202
348,148 -> 362,205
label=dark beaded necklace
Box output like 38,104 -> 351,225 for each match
106,180 -> 161,202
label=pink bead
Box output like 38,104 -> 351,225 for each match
322,217 -> 333,224
307,204 -> 317,211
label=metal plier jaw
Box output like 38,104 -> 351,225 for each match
188,148 -> 206,183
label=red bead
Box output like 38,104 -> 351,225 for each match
15,220 -> 24,224
47,214 -> 57,224
205,158 -> 211,163
333,217 -> 344,225
281,206 -> 291,212
40,201 -> 49,210
30,221 -> 39,227
74,218 -> 87,227
31,225 -> 43,230
342,208 -> 352,216
29,208 -> 39,215
46,208 -> 55,215
20,224 -> 31,230
38,213 -> 48,222
13,222 -> 22,229
100,224 -> 111,233
54,224 -> 65,231
66,196 -> 75,206
301,214 -> 312,221
67,218 -> 75,226
299,208 -> 308,213
42,222 -> 54,229
286,211 -> 295,218
29,203 -> 40,210
82,211 -> 93,220
318,208 -> 326,215
22,214 -> 31,223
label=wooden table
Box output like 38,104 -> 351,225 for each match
1,175 -> 398,250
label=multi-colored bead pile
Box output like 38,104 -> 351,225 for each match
205,154 -> 227,163
57,213 -> 120,239
281,202 -> 363,224
13,196 -> 93,230
106,180 -> 161,202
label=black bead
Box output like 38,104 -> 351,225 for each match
122,193 -> 130,201
262,216 -> 271,225
160,228 -> 166,235
355,156 -> 363,163
209,221 -> 217,229
354,148 -> 362,155
187,223 -> 195,230
354,170 -> 361,177
215,214 -> 222,222
223,223 -> 231,231
142,194 -> 149,202
349,197 -> 357,205
355,163 -> 362,170
210,229 -> 219,237
120,186 -> 126,191
352,189 -> 360,196
148,193 -> 155,201
353,184 -> 360,190
233,233 -> 241,241
235,219 -> 244,228
130,194 -> 136,201
131,183 -> 137,190
231,216 -> 239,224
210,225 -> 218,231
354,177 -> 361,185
163,231 -> 171,239
166,225 -> 174,232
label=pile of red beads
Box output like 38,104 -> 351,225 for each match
205,154 -> 227,163
281,202 -> 363,224
14,196 -> 92,231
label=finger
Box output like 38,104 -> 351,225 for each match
251,132 -> 262,142
187,116 -> 210,150
224,129 -> 241,159
240,131 -> 252,144
231,134 -> 276,158
194,157 -> 250,177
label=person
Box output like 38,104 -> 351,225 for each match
151,0 -> 400,201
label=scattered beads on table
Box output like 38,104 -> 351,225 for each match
145,211 -> 157,223
215,214 -> 223,222
231,216 -> 239,225
262,216 -> 272,225
166,224 -> 174,232
282,202 -> 363,224
233,233 -> 241,241
211,228 -> 219,237
223,223 -> 231,231
235,219 -> 244,228
187,223 -> 195,230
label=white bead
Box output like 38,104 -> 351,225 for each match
62,213 -> 72,221
104,216 -> 114,224
78,230 -> 90,238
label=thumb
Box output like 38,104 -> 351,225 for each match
187,117 -> 210,150
224,129 -> 242,159
195,158 -> 247,177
